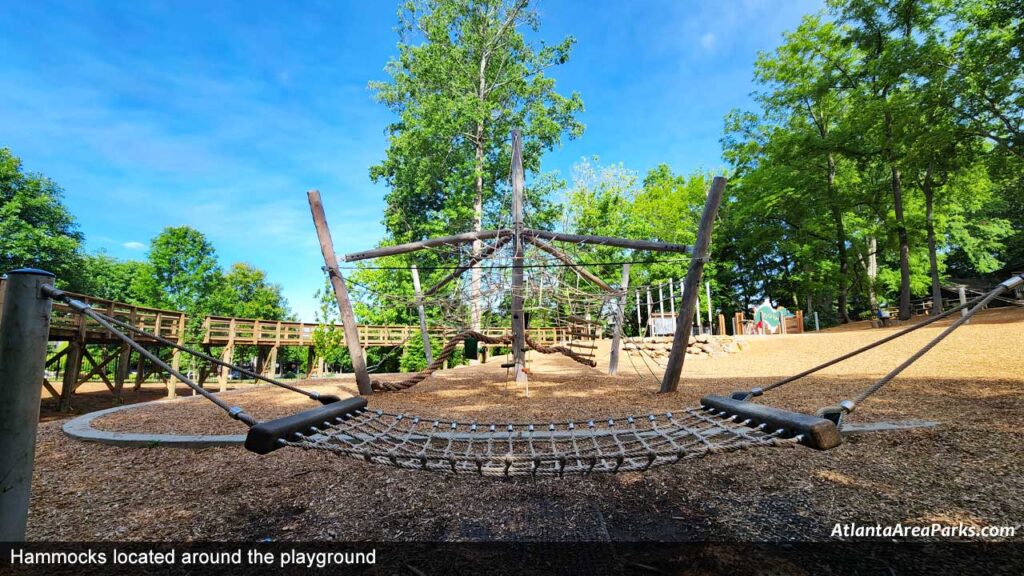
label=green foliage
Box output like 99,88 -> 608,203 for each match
370,0 -> 584,242
79,253 -> 158,304
312,279 -> 347,368
147,226 -> 222,314
718,0 -> 1017,325
211,262 -> 290,320
397,331 -> 465,372
0,148 -> 84,284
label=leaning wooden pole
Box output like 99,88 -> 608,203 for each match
411,265 -> 433,365
307,190 -> 372,395
510,130 -> 528,383
660,176 -> 727,393
0,268 -> 55,540
609,263 -> 630,375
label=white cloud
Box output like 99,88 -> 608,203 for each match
700,32 -> 717,51
123,241 -> 146,250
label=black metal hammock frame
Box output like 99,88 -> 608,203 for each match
42,274 -> 1022,477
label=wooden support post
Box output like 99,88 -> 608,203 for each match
133,348 -> 145,391
59,320 -> 85,411
658,283 -> 665,317
219,342 -> 233,392
661,176 -> 727,393
734,311 -> 743,336
717,313 -> 726,337
308,190 -> 373,395
115,344 -> 130,401
267,345 -> 279,378
796,310 -> 805,334
0,269 -> 55,541
958,285 -> 968,318
510,130 -> 527,384
609,263 -> 630,375
411,265 -> 433,365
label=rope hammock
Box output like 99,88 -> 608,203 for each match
41,273 -> 1023,477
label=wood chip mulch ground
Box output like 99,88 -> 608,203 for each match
28,308 -> 1024,543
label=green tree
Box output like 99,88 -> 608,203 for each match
0,148 -> 84,284
370,0 -> 584,330
146,226 -> 222,314
211,262 -> 290,320
80,253 -> 159,305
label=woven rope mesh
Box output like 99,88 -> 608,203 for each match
283,406 -> 800,476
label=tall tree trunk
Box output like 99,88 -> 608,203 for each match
885,110 -> 912,321
470,125 -> 484,331
923,170 -> 943,315
891,165 -> 912,320
470,48 -> 489,332
827,153 -> 851,323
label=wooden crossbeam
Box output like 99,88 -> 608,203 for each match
42,378 -> 59,400
77,347 -> 116,392
525,236 -> 615,293
344,229 -> 512,262
524,229 -> 692,254
422,236 -> 512,297
45,346 -> 69,368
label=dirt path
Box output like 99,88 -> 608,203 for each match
28,308 -> 1024,541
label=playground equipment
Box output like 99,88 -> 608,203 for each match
308,131 -> 724,395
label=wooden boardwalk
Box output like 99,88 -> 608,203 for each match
0,281 -> 577,409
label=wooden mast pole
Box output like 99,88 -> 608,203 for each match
411,264 -> 433,365
307,190 -> 372,395
510,131 -> 528,383
609,263 -> 630,375
661,176 -> 727,393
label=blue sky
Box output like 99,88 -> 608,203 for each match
1,0 -> 822,321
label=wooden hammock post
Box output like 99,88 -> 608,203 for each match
0,269 -> 54,541
411,265 -> 433,365
661,176 -> 727,393
609,263 -> 630,375
307,190 -> 372,395
510,130 -> 528,383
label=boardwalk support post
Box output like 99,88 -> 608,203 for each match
0,268 -> 55,541
307,190 -> 373,395
661,176 -> 727,393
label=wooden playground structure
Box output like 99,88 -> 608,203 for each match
0,282 -> 578,410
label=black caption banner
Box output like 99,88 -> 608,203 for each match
1,542 -> 1022,575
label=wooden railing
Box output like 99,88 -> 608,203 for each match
201,316 -> 570,347
44,291 -> 186,344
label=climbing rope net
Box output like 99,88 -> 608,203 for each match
344,238 -> 627,391
41,273 -> 1024,477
